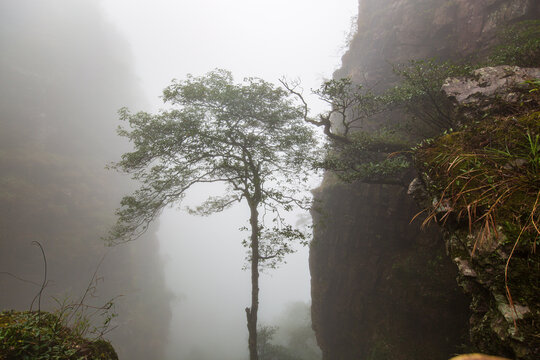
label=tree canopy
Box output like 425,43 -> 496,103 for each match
106,69 -> 318,360
107,69 -> 316,243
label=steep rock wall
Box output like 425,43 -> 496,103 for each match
337,0 -> 539,85
310,181 -> 469,360
310,1 -> 540,359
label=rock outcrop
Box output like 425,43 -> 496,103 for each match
414,65 -> 540,359
442,66 -> 540,106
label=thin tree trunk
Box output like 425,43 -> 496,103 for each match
246,201 -> 259,360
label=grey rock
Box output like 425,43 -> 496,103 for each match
442,66 -> 540,106
454,257 -> 478,277
494,294 -> 531,322
407,177 -> 429,203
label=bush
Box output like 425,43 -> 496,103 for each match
488,20 -> 540,67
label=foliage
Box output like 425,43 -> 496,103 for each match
282,78 -> 413,185
265,302 -> 321,360
0,242 -> 119,359
341,14 -> 359,52
288,19 -> 539,188
310,78 -> 388,139
107,69 -> 316,245
283,57 -> 478,185
51,294 -> 119,342
317,129 -> 411,185
257,326 -> 300,360
107,69 -> 318,360
388,58 -> 473,130
281,78 -> 389,144
0,310 -> 118,360
488,20 -> 540,67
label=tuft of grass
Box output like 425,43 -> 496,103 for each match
416,110 -> 540,252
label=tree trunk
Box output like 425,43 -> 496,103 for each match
246,201 -> 259,360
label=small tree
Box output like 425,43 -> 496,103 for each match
281,59 -> 473,186
281,78 -> 411,185
106,69 -> 317,360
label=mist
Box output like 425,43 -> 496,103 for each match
0,1 -> 171,358
1,0 -> 358,359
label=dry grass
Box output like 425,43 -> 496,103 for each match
415,109 -> 540,325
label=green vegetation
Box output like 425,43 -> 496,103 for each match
257,326 -> 299,360
284,58 -> 473,185
282,77 -> 413,185
0,311 -> 117,360
258,302 -> 321,360
414,82 -> 540,341
107,69 -> 317,360
301,20 -> 539,350
416,109 -> 540,253
298,20 -> 540,186
488,20 -> 540,67
257,322 -> 320,360
388,59 -> 473,130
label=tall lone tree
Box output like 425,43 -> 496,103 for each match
106,69 -> 317,360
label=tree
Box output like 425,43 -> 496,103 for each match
281,58 -> 473,186
281,78 -> 411,186
105,69 -> 317,360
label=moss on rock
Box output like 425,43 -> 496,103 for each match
0,310 -> 118,360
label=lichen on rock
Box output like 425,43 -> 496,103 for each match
442,66 -> 540,105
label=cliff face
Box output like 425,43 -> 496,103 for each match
337,0 -> 539,84
310,182 -> 470,360
309,1 -> 540,359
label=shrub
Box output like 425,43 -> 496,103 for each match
488,20 -> 540,67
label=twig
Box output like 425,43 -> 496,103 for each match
0,271 -> 41,287
29,241 -> 47,314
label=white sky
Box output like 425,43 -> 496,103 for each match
99,1 -> 358,359
100,0 -> 358,112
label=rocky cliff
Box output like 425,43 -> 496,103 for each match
336,0 -> 539,84
310,181 -> 470,359
309,1 -> 540,359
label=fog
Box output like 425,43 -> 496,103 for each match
0,1 -> 171,358
1,0 -> 358,359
